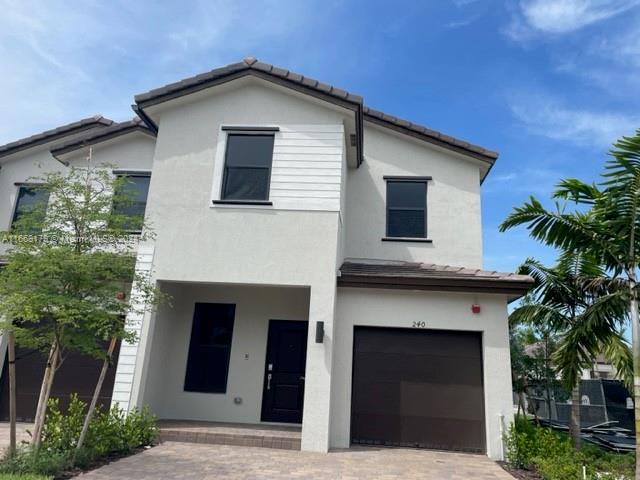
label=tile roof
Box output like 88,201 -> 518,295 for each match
135,56 -> 363,107
338,259 -> 533,298
134,57 -> 498,166
363,107 -> 498,161
50,117 -> 155,160
0,115 -> 114,159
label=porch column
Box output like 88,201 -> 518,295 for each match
301,283 -> 337,452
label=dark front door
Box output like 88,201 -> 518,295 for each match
351,327 -> 485,453
261,320 -> 308,423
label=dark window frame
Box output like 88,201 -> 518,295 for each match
110,171 -> 151,234
384,176 -> 431,241
10,183 -> 49,232
220,131 -> 276,203
184,303 -> 236,394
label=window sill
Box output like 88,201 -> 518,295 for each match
212,200 -> 273,206
382,237 -> 433,243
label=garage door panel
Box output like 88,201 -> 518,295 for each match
355,352 -> 482,386
351,413 -> 402,443
354,329 -> 481,358
351,380 -> 400,413
401,416 -> 485,452
351,327 -> 485,453
400,382 -> 484,420
0,344 -> 121,422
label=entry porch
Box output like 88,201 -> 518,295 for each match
137,281 -> 320,448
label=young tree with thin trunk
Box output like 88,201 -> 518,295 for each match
0,156 -> 161,452
500,128 -> 640,474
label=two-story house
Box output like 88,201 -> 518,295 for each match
0,57 -> 532,460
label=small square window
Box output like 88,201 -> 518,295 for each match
11,185 -> 49,233
386,180 -> 427,238
221,134 -> 274,201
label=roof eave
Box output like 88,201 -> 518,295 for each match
337,274 -> 533,300
50,122 -> 156,162
0,117 -> 114,161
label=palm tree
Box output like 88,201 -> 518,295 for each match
499,129 -> 640,469
510,252 -> 631,449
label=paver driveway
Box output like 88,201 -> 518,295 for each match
78,441 -> 514,479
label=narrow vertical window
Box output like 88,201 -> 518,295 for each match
111,173 -> 151,232
385,178 -> 428,239
11,185 -> 49,233
184,303 -> 236,393
221,134 -> 274,201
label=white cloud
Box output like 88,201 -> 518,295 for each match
505,0 -> 640,40
508,93 -> 640,147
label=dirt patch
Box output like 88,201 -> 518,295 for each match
498,461 -> 543,480
56,445 -> 152,479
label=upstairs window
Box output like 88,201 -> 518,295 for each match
385,178 -> 429,239
11,185 -> 50,233
111,173 -> 151,233
221,134 -> 275,202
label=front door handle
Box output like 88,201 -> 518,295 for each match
267,373 -> 272,390
299,376 -> 305,381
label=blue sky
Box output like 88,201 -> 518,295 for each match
2,0 -> 640,273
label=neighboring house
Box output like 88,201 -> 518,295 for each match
0,57 -> 532,460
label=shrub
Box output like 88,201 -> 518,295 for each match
504,416 -> 573,470
504,417 -> 635,479
1,395 -> 158,477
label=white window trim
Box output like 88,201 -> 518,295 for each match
209,125 -> 280,209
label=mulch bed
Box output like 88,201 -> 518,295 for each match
498,461 -> 543,480
55,445 -> 152,479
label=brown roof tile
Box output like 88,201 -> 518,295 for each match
50,117 -> 155,159
133,57 -> 498,167
0,115 -> 114,159
338,259 -> 533,298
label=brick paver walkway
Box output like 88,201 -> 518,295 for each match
78,441 -> 514,479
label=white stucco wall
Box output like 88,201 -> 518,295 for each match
129,78 -> 352,452
344,122 -> 483,268
0,131 -> 156,258
63,133 -> 156,171
141,282 -> 310,423
331,287 -> 513,460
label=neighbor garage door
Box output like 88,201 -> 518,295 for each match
351,327 -> 485,453
0,344 -> 121,422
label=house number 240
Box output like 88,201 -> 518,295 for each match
412,321 -> 426,328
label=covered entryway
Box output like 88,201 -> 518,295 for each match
350,326 -> 485,453
0,344 -> 120,422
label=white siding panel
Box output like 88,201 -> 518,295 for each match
270,175 -> 341,184
111,245 -> 155,411
273,146 -> 342,155
211,124 -> 344,212
270,182 -> 340,191
271,190 -> 340,199
279,125 -> 344,133
272,167 -> 340,177
267,124 -> 343,212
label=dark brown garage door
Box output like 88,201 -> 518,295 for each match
0,343 -> 121,422
351,327 -> 485,453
